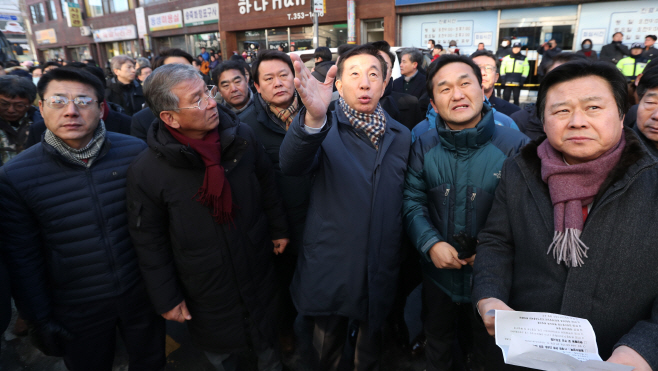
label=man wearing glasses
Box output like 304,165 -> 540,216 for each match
470,50 -> 520,117
127,63 -> 289,371
0,68 -> 165,370
0,75 -> 41,165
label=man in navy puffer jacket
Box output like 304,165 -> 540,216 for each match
0,68 -> 165,370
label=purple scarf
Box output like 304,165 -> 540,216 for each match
537,135 -> 625,267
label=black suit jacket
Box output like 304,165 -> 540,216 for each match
489,95 -> 521,117
130,107 -> 157,141
392,71 -> 427,100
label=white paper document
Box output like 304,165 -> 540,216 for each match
494,310 -> 633,371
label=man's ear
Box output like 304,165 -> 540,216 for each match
335,79 -> 344,98
160,111 -> 180,129
413,62 -> 418,71
430,99 -> 439,114
494,73 -> 499,84
254,81 -> 262,94
38,99 -> 44,118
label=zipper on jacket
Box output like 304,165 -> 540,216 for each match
470,192 -> 476,204
443,189 -> 450,205
86,168 -> 121,293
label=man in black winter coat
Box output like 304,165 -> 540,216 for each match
470,50 -> 521,117
128,63 -> 289,371
474,61 -> 658,371
537,39 -> 562,77
600,32 -> 630,65
311,47 -> 335,84
0,68 -> 165,370
105,55 -> 146,116
392,48 -> 427,100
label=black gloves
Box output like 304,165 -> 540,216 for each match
27,318 -> 75,357
453,231 -> 478,260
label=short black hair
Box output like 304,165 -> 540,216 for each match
336,44 -> 388,81
152,48 -> 194,70
337,44 -> 357,57
582,38 -> 593,46
136,65 -> 151,78
537,61 -> 628,122
37,67 -> 105,103
470,50 -> 498,67
314,47 -> 332,62
212,60 -> 246,86
646,35 -> 657,42
612,31 -> 623,38
62,62 -> 107,86
425,54 -> 482,101
546,52 -> 589,72
369,40 -> 396,67
252,50 -> 293,85
638,65 -> 658,100
0,75 -> 37,102
41,61 -> 61,73
84,59 -> 98,66
428,39 -> 435,46
434,45 -> 443,51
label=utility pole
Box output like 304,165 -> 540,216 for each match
312,0 -> 324,49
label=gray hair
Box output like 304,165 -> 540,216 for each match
110,55 -> 135,71
143,63 -> 202,117
400,48 -> 423,66
135,57 -> 150,69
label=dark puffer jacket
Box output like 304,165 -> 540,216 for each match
105,79 -> 146,116
0,133 -> 147,322
126,105 -> 288,354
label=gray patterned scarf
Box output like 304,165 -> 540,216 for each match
44,120 -> 107,168
338,97 -> 386,150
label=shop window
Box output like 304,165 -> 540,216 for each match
85,0 -> 103,17
105,0 -> 132,13
363,19 -> 384,43
47,0 -> 58,20
30,3 -> 46,24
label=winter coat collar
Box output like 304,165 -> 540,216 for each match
147,104 -> 244,170
253,92 -> 303,135
434,102 -> 495,152
334,102 -> 402,158
516,128 -> 655,231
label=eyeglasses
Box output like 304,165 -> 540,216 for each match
0,101 -> 30,110
477,65 -> 497,74
43,95 -> 98,110
178,85 -> 219,111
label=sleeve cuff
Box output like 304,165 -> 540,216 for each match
303,117 -> 327,134
420,236 -> 440,263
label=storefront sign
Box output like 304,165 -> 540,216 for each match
148,10 -> 183,32
238,0 -> 309,15
135,7 -> 147,38
312,0 -> 325,14
578,1 -> 658,48
184,4 -> 219,27
93,25 -> 136,42
401,10 -> 498,55
35,28 -> 57,44
65,2 -> 83,27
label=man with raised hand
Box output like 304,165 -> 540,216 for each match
280,45 -> 411,370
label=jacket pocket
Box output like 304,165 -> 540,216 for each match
428,184 -> 452,240
466,186 -> 494,237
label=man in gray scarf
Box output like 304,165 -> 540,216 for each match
0,67 -> 164,370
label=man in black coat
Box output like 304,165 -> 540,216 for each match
128,64 -> 289,370
0,75 -> 41,165
373,41 -> 424,131
600,32 -> 630,65
130,49 -> 195,141
642,35 -> 657,60
537,39 -> 562,77
225,50 -> 311,352
311,47 -> 335,84
105,55 -> 145,116
473,61 -> 658,371
470,50 -> 521,117
0,67 -> 164,370
633,66 -> 658,157
392,48 -> 427,100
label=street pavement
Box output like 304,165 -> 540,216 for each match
0,287 -> 426,371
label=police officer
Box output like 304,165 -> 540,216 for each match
500,42 -> 529,106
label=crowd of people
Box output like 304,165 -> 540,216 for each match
0,30 -> 657,371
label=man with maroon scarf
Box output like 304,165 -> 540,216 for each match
473,61 -> 658,370
126,63 -> 289,371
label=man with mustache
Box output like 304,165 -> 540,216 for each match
280,44 -> 411,370
403,54 -> 528,371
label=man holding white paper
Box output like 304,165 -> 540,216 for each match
472,60 -> 658,371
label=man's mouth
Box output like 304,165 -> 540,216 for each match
358,96 -> 371,104
452,104 -> 469,111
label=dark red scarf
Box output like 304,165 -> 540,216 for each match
165,125 -> 234,224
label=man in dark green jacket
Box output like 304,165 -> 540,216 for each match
403,54 -> 528,371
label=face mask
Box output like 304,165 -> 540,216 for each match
33,77 -> 40,85
583,43 -> 592,50
428,44 -> 433,49
449,47 -> 456,53
501,41 -> 509,47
